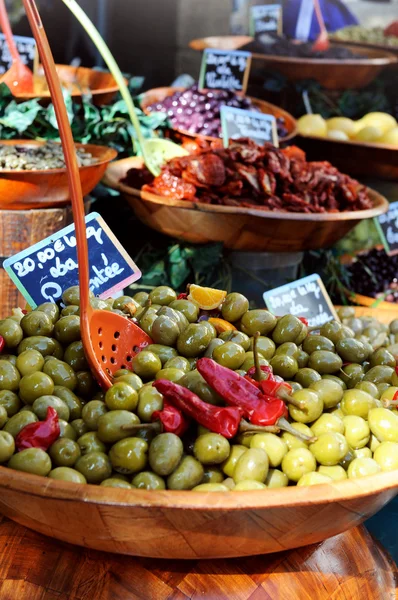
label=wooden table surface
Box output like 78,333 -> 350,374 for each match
0,515 -> 396,600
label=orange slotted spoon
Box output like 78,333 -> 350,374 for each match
312,0 -> 330,52
0,0 -> 33,93
22,0 -> 152,390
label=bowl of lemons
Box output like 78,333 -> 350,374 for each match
296,112 -> 398,180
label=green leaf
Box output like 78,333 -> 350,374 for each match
46,89 -> 74,129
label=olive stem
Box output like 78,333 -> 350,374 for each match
277,417 -> 317,443
277,388 -> 306,410
253,331 -> 266,382
239,418 -> 317,443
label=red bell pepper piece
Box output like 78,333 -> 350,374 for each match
153,379 -> 244,439
152,398 -> 191,437
15,407 -> 60,452
0,335 -> 4,353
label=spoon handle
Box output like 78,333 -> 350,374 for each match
22,0 -> 91,316
0,0 -> 22,62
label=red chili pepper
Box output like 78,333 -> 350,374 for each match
395,366 -> 398,376
153,379 -> 244,439
177,293 -> 188,300
246,365 -> 275,381
196,358 -> 287,426
298,317 -> 309,326
152,398 -> 191,437
0,335 -> 4,353
15,407 -> 60,452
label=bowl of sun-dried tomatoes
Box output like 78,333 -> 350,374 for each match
104,139 -> 388,252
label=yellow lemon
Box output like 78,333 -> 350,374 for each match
354,126 -> 383,143
326,117 -> 356,138
327,129 -> 349,141
297,114 -> 327,138
377,127 -> 398,147
360,112 -> 397,134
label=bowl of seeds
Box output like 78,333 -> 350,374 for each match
0,140 -> 117,209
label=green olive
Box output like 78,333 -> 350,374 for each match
133,291 -> 149,306
52,386 -> 82,420
265,468 -> 288,488
177,323 -> 214,358
48,467 -> 87,484
201,466 -> 225,484
250,433 -> 288,467
54,315 -> 81,344
148,433 -> 183,476
149,286 -> 177,306
303,335 -> 335,354
0,390 -> 20,416
281,448 -> 316,482
368,408 -> 398,442
97,410 -> 140,444
180,370 -> 223,406
322,374 -> 346,389
77,431 -> 106,455
204,338 -> 225,359
295,368 -> 321,388
167,456 -> 204,490
82,400 -> 108,431
75,371 -> 96,399
240,352 -> 269,373
132,471 -> 166,490
155,368 -> 185,382
309,432 -> 349,466
281,423 -> 314,450
347,457 -> 381,479
0,360 -> 20,392
169,300 -> 199,323
61,306 -> 80,317
297,350 -> 309,369
109,437 -> 148,475
4,411 -> 38,438
355,381 -> 379,398
64,341 -> 88,372
355,447 -> 372,459
248,335 -> 275,360
32,395 -> 70,421
320,321 -> 345,344
221,293 -> 249,322
58,420 -> 77,441
240,309 -> 277,337
70,419 -> 89,439
289,389 -> 323,423
114,372 -> 143,392
373,441 -> 398,471
21,311 -> 53,337
151,315 -> 180,346
343,415 -> 370,449
339,364 -> 365,389
0,319 -> 23,348
8,448 -> 51,476
212,342 -> 245,370
270,355 -> 299,379
310,413 -> 344,437
310,379 -> 343,409
137,386 -> 163,422
318,465 -> 347,481
164,356 -> 191,372
233,480 -> 266,491
43,358 -> 77,391
49,438 -> 81,467
36,302 -> 60,324
105,382 -> 138,411
336,338 -> 368,363
221,331 -> 251,351
100,478 -> 133,489
16,349 -> 44,377
0,431 -> 15,463
370,348 -> 396,369
144,344 -> 178,366
297,472 -> 332,486
75,451 -> 112,483
308,351 -> 342,375
272,315 -> 304,345
233,447 -> 269,484
364,366 -> 394,384
17,335 -> 62,358
341,389 -> 377,419
193,433 -> 230,465
221,445 -> 247,477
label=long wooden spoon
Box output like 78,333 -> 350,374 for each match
0,0 -> 34,93
22,0 -> 151,390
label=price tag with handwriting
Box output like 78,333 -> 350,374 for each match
199,49 -> 252,93
4,212 -> 141,307
374,201 -> 398,256
263,274 -> 338,328
221,106 -> 278,147
250,4 -> 283,36
0,33 -> 36,75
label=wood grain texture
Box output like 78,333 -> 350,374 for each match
103,157 -> 389,252
0,141 -> 117,209
189,36 -> 398,90
12,64 -> 121,105
0,464 -> 397,559
0,201 -> 90,318
140,87 -> 297,142
0,516 -> 396,599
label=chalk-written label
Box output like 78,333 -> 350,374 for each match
221,106 -> 278,147
375,201 -> 398,256
3,212 -> 141,307
198,49 -> 252,93
250,4 -> 283,36
263,273 -> 338,328
0,33 -> 36,75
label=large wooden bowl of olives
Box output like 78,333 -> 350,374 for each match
0,287 -> 397,558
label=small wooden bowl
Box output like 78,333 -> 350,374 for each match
140,86 -> 297,143
12,64 -> 121,105
0,465 -> 397,558
104,157 -> 389,253
297,135 -> 398,181
189,36 -> 398,90
0,140 -> 117,209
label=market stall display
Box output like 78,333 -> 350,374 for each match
189,36 -> 397,90
332,26 -> 398,53
0,140 -> 117,209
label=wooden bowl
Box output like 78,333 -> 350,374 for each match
104,157 -> 389,253
189,36 -> 398,90
297,135 -> 398,181
0,465 -> 397,558
140,86 -> 297,143
12,64 -> 121,105
0,140 -> 118,209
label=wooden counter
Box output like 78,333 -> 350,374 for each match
0,515 -> 396,599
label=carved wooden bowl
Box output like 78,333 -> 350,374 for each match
140,86 -> 297,143
189,36 -> 398,90
0,466 -> 397,558
104,157 -> 389,253
0,140 -> 117,209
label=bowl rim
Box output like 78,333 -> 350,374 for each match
104,156 -> 389,223
140,86 -> 297,143
0,139 -> 118,174
296,133 -> 398,153
0,465 -> 397,510
189,36 -> 398,66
